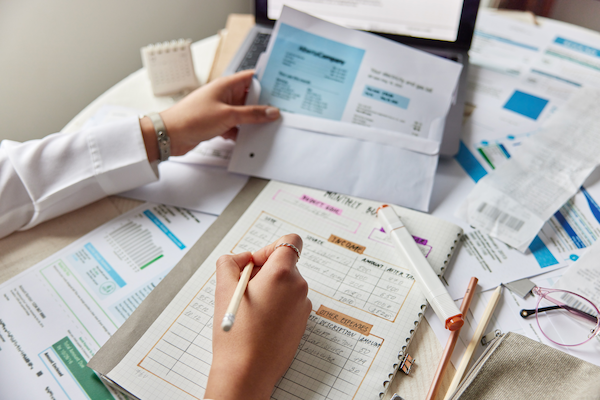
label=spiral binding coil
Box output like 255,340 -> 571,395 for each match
380,231 -> 462,396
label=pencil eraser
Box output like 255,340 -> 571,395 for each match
221,313 -> 235,332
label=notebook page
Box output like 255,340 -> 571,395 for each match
107,181 -> 462,399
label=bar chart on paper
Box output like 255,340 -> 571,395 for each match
106,220 -> 164,270
0,203 -> 216,400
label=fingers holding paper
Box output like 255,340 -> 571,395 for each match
148,70 -> 280,158
207,234 -> 312,399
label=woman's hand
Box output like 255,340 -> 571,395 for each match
141,70 -> 280,161
205,234 -> 312,400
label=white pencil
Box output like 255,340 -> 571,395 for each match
221,260 -> 255,332
443,285 -> 502,400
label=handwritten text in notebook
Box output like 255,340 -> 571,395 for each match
234,213 -> 415,321
138,213 -> 414,397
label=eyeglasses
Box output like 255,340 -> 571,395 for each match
520,286 -> 599,347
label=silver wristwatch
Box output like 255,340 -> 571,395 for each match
147,112 -> 171,161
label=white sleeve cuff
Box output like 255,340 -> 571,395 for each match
5,117 -> 158,230
87,117 -> 158,194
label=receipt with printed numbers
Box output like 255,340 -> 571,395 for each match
457,87 -> 600,252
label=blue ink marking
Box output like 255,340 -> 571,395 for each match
503,90 -> 549,120
570,254 -> 579,261
455,141 -> 488,183
498,144 -> 511,158
507,135 -> 515,140
528,236 -> 559,268
143,210 -> 185,249
363,85 -> 410,109
581,186 -> 600,224
553,211 -> 585,249
84,243 -> 126,287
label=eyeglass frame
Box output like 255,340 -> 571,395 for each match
519,286 -> 600,347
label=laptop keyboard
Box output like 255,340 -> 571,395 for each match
236,32 -> 272,72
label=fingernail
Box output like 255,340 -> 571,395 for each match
266,107 -> 280,120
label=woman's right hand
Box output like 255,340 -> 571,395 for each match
205,234 -> 312,400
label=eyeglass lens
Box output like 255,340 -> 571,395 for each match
536,290 -> 599,346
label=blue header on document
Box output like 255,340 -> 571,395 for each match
554,37 -> 600,59
259,23 -> 365,120
84,243 -> 127,287
144,210 -> 185,249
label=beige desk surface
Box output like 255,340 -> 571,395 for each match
0,30 -> 454,400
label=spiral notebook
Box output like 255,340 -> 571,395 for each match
89,179 -> 462,399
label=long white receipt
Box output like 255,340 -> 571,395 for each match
458,87 -> 600,252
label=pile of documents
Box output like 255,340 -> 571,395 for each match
425,8 -> 600,368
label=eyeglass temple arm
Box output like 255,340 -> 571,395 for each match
520,305 -> 598,323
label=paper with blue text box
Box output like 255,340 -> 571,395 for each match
256,7 -> 462,143
228,7 -> 461,211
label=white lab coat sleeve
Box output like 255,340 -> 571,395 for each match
0,117 -> 158,239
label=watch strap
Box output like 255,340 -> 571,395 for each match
147,112 -> 171,162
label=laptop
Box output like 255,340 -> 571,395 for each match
224,0 -> 481,156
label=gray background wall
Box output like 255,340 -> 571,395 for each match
0,0 -> 252,142
550,0 -> 600,33
1,0 -> 598,143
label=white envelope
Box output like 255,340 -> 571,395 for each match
228,7 -> 463,211
228,116 -> 439,211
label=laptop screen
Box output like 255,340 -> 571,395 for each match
266,0 -> 464,42
256,0 -> 480,50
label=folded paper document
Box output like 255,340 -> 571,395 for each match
229,7 -> 462,211
457,87 -> 600,252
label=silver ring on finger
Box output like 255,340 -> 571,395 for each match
275,242 -> 301,260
